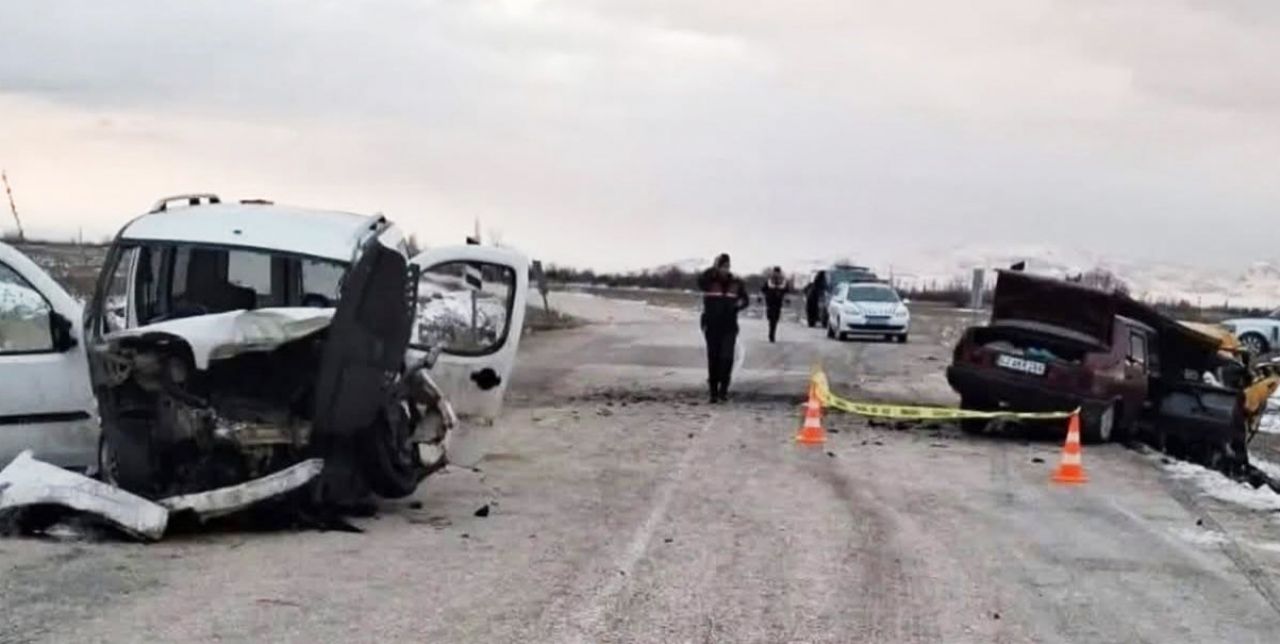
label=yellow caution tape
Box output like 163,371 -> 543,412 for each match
811,370 -> 1076,420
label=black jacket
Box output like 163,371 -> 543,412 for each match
698,268 -> 749,331
762,280 -> 789,313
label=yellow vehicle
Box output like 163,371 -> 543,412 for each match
1179,321 -> 1280,434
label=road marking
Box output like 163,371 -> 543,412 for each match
557,412 -> 717,643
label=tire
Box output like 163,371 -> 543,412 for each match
826,321 -> 836,339
362,401 -> 428,499
1240,332 -> 1270,355
1081,403 -> 1115,444
897,334 -> 908,344
98,415 -> 157,496
883,334 -> 894,342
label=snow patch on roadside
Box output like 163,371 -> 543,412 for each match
1163,460 -> 1280,512
1260,412 -> 1280,435
1252,457 -> 1280,482
1174,527 -> 1229,547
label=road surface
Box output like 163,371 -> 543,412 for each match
3,294 -> 1280,643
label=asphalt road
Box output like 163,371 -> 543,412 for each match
3,294 -> 1280,643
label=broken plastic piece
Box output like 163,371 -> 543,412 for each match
0,450 -> 169,541
159,458 -> 324,521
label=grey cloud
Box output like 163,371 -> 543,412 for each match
1,0 -> 1279,272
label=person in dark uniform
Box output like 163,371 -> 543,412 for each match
698,254 -> 749,403
805,270 -> 827,328
761,266 -> 790,343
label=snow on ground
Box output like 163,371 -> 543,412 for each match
1260,414 -> 1280,435
1251,457 -> 1280,482
1173,527 -> 1230,547
1162,459 -> 1280,512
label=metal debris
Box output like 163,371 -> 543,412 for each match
0,450 -> 168,541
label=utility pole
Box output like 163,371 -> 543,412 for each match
1,170 -> 24,241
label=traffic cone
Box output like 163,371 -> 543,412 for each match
795,382 -> 827,445
1051,411 -> 1088,485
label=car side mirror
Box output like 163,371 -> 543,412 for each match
901,298 -> 912,305
50,312 -> 78,352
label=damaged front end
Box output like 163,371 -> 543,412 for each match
85,232 -> 452,520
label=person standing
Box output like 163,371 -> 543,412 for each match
804,270 -> 827,328
761,266 -> 790,343
698,254 -> 749,403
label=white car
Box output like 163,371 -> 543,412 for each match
825,282 -> 910,343
1222,312 -> 1280,355
1,194 -> 528,505
0,240 -> 97,470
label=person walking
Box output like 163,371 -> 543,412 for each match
761,266 -> 790,343
698,253 -> 749,403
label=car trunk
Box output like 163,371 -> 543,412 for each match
959,323 -> 1096,393
991,270 -> 1116,349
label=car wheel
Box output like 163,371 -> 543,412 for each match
826,320 -> 835,339
98,416 -> 157,495
1082,403 -> 1115,444
362,400 -> 428,499
1240,332 -> 1270,355
897,334 -> 908,344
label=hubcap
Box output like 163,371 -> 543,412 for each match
1244,335 -> 1266,354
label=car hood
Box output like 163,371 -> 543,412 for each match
106,308 -> 336,370
846,300 -> 903,317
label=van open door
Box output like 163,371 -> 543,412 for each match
408,246 -> 529,464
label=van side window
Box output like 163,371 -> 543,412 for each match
1128,331 -> 1147,368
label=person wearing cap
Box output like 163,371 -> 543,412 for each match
697,253 -> 749,403
761,266 -> 790,343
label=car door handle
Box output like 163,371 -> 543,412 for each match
471,368 -> 501,390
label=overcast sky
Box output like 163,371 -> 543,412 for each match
1,0 -> 1277,272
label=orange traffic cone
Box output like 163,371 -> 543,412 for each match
795,382 -> 827,445
1051,411 -> 1088,485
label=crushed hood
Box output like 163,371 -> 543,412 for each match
107,308 -> 336,369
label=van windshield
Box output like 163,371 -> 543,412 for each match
126,243 -> 347,326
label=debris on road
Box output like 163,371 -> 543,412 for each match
159,458 -> 324,522
0,450 -> 168,541
1032,457 -> 1046,464
474,504 -> 491,517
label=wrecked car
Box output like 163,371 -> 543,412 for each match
9,193 -> 529,514
948,270 -> 1151,443
949,270 -> 1267,474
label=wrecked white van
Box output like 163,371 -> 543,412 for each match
6,193 -> 528,513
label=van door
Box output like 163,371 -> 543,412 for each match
0,242 -> 97,469
408,246 -> 529,464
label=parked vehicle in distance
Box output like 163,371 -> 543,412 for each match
825,282 -> 910,343
948,270 -> 1260,471
1220,312 -> 1280,355
806,263 -> 878,327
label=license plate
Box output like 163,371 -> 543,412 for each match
996,354 -> 1046,376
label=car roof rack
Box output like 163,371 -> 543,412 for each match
149,193 -> 222,213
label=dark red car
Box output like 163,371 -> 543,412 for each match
947,271 -> 1156,443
